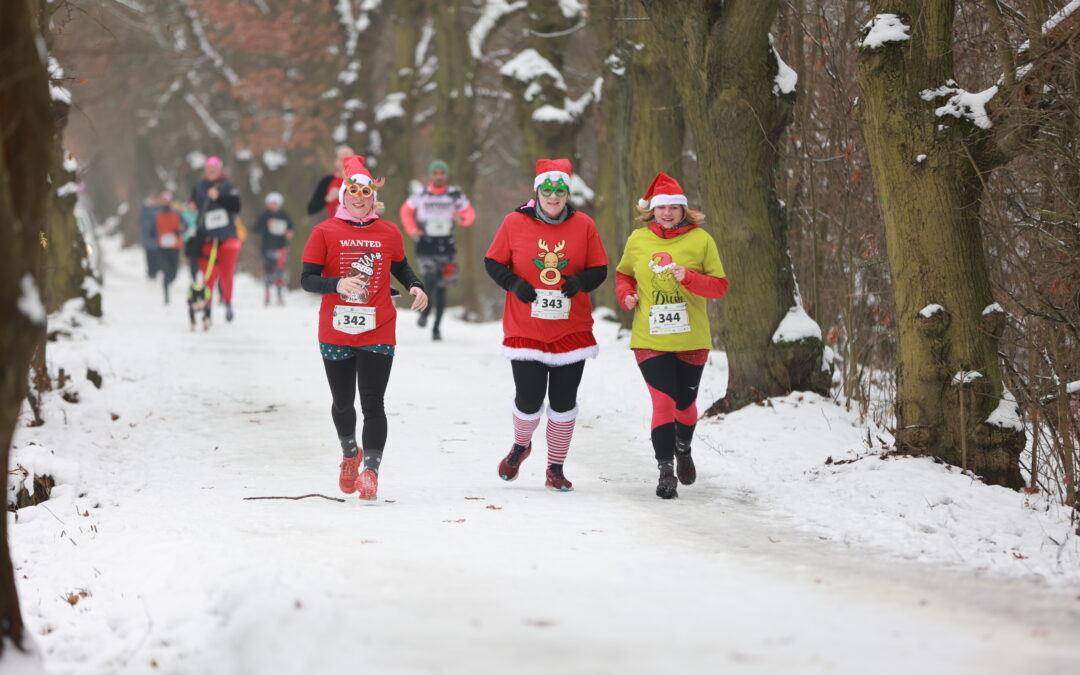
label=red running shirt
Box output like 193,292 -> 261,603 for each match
302,216 -> 406,346
486,209 -> 609,346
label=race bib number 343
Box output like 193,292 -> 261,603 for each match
649,302 -> 690,335
332,305 -> 376,334
531,289 -> 570,320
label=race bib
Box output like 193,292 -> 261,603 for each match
204,208 -> 229,230
425,217 -> 453,237
159,233 -> 178,248
332,305 -> 376,335
531,289 -> 570,320
267,218 -> 288,236
649,302 -> 691,335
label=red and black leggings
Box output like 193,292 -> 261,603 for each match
635,349 -> 708,461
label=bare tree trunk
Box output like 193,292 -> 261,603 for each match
375,0 -> 426,216
591,0 -> 684,314
432,0 -> 481,319
0,0 -> 54,656
640,0 -> 831,412
855,1 -> 1025,486
501,1 -> 592,170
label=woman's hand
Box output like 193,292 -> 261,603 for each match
336,276 -> 365,297
208,186 -> 220,201
410,286 -> 429,311
671,265 -> 687,283
623,293 -> 639,310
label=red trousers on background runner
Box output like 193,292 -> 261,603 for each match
199,238 -> 242,304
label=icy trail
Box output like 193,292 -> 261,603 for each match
9,240 -> 1080,674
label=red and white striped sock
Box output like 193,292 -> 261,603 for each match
512,403 -> 544,447
545,406 -> 578,465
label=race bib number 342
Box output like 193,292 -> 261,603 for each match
649,302 -> 691,335
531,289 -> 570,320
332,305 -> 376,334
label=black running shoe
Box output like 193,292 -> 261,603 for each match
656,461 -> 678,499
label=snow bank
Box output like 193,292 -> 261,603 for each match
861,14 -> 911,49
701,392 -> 1080,583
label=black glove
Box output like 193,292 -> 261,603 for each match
561,275 -> 583,298
511,278 -> 537,304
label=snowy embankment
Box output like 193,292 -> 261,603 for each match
7,236 -> 1079,674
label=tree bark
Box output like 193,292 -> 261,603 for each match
431,0 -> 481,319
0,0 -> 54,656
591,0 -> 685,314
375,0 -> 426,218
502,1 -> 591,171
640,0 -> 831,412
855,1 -> 1024,486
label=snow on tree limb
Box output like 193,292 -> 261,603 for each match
861,13 -> 911,49
1043,0 -> 1080,34
182,3 -> 239,85
500,49 -> 567,91
768,34 -> 797,96
921,82 -> 998,130
469,0 -> 526,61
184,91 -> 230,145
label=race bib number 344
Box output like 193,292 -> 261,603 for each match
531,289 -> 570,320
333,305 -> 376,334
649,302 -> 691,335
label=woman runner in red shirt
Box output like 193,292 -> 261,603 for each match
301,155 -> 428,501
484,159 -> 608,491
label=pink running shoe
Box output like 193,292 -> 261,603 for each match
339,454 -> 363,494
356,469 -> 378,501
498,443 -> 531,481
545,463 -> 573,492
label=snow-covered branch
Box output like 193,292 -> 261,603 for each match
469,0 -> 527,61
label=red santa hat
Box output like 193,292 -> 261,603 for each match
533,158 -> 572,191
638,173 -> 688,210
338,155 -> 377,202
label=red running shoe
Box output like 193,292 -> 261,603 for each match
356,469 -> 378,501
338,454 -> 363,494
545,463 -> 573,492
498,443 -> 531,481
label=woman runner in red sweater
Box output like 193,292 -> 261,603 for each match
484,159 -> 608,491
301,155 -> 428,501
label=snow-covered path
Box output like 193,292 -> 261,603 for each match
10,242 -> 1080,675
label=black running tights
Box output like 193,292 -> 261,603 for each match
323,351 -> 393,451
511,359 -> 585,416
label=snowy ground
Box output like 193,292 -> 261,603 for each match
8,237 -> 1080,675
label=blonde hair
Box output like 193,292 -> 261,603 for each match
634,204 -> 705,225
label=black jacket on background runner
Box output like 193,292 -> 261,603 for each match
253,208 -> 294,250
